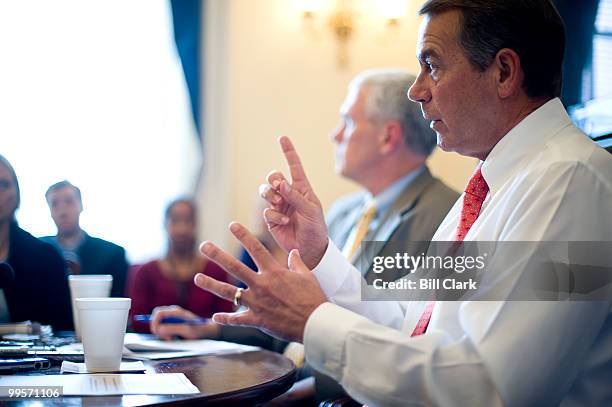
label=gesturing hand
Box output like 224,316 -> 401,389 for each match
194,222 -> 328,343
259,136 -> 328,269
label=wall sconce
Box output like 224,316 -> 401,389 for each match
296,0 -> 408,68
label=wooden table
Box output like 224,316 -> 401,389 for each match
0,349 -> 297,406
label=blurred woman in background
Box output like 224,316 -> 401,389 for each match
0,154 -> 72,330
130,198 -> 233,333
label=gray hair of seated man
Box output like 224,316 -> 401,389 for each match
347,68 -> 437,157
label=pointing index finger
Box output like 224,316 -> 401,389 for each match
279,136 -> 310,187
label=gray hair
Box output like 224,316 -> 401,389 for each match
348,68 -> 436,156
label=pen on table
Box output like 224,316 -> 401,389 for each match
133,315 -> 209,324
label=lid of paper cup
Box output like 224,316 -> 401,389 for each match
75,297 -> 131,310
69,274 -> 113,282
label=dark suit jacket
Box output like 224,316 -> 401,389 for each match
314,167 -> 459,401
42,233 -> 128,297
6,222 -> 73,330
327,167 -> 459,282
78,234 -> 128,297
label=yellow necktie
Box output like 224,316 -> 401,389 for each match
342,202 -> 377,261
283,202 -> 377,368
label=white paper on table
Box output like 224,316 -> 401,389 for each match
61,361 -> 146,374
123,350 -> 207,360
122,333 -> 259,360
0,373 -> 199,395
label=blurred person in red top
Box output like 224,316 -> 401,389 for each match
130,198 -> 233,333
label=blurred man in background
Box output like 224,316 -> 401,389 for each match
276,68 -> 458,403
42,180 -> 128,297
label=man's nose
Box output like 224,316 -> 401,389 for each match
330,123 -> 344,143
408,74 -> 430,104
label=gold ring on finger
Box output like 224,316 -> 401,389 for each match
233,287 -> 244,307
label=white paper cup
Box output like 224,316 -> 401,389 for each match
68,275 -> 113,338
76,297 -> 131,372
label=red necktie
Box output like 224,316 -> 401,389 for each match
410,164 -> 489,337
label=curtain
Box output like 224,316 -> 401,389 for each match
554,0 -> 600,107
170,0 -> 202,138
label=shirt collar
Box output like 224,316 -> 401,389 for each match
364,165 -> 426,218
481,98 -> 573,196
55,230 -> 86,251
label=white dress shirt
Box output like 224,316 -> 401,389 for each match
304,98 -> 612,406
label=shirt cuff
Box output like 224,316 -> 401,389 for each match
312,238 -> 353,298
303,301 -> 368,381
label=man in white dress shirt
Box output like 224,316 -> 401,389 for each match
192,0 -> 612,405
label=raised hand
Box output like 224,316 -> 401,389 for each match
195,222 -> 328,343
259,136 -> 328,269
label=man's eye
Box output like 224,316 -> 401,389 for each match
0,180 -> 10,190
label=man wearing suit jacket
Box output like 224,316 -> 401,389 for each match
41,181 -> 128,297
327,69 -> 458,282
288,69 -> 459,403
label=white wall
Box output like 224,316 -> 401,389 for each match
199,0 -> 476,251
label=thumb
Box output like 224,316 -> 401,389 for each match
288,249 -> 309,273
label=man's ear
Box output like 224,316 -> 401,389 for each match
494,48 -> 523,99
380,121 -> 403,155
